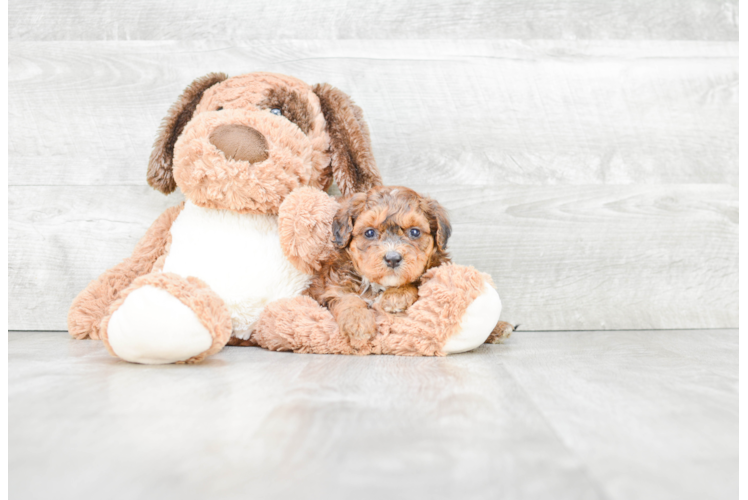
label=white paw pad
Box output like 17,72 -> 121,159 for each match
107,285 -> 213,364
443,283 -> 502,354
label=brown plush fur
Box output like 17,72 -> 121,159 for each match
71,71 -> 506,362
193,72 -> 326,171
99,272 -> 233,364
376,265 -> 491,355
70,72 -> 383,347
277,187 -> 340,274
67,203 -> 184,340
150,72 -> 382,215
306,186 -> 452,344
148,73 -> 228,194
262,86 -> 315,135
249,264 -> 492,356
313,83 -> 382,195
172,106 -> 321,214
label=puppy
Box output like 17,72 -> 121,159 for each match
306,186 -> 451,343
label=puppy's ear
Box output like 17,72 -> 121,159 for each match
332,193 -> 367,248
422,198 -> 452,251
147,72 -> 228,194
312,83 -> 382,196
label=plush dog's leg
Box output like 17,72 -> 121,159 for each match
252,265 -> 500,357
277,187 -> 339,275
251,296 -> 358,355
68,204 -> 184,340
99,272 -> 232,364
377,264 -> 501,356
68,258 -> 143,341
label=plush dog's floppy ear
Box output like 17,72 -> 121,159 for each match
422,198 -> 452,252
332,193 -> 367,248
313,83 -> 382,196
147,72 -> 228,194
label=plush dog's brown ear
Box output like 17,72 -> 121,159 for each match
332,193 -> 367,248
313,83 -> 382,196
422,198 -> 452,252
147,72 -> 228,194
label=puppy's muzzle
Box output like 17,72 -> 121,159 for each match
384,251 -> 403,269
209,124 -> 269,164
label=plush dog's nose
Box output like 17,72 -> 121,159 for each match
384,251 -> 403,268
209,124 -> 269,164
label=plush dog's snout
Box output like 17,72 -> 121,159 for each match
384,251 -> 403,268
209,124 -> 269,164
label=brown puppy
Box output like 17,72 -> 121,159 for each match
307,185 -> 516,346
306,186 -> 451,343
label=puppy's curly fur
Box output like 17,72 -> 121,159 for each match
306,186 -> 451,343
307,185 -> 514,346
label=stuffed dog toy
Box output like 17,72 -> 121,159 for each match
68,71 -> 505,364
305,185 -> 513,349
261,185 -> 512,353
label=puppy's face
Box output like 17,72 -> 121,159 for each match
333,186 -> 451,287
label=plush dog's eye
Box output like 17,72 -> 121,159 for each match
409,228 -> 421,238
364,229 -> 376,239
270,108 -> 282,116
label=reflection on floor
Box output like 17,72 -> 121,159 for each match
9,330 -> 737,500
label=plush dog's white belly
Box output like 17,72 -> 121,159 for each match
162,201 -> 311,338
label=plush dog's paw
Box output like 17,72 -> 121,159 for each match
378,285 -> 419,314
485,321 -> 515,344
278,187 -> 340,274
101,273 -> 232,364
337,306 -> 377,344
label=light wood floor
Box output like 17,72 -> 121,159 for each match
9,330 -> 737,500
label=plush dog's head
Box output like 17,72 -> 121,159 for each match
147,72 -> 381,214
332,186 -> 451,287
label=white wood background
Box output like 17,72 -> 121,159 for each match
9,1 -> 738,331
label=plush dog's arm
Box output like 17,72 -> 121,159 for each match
252,264 -> 501,356
278,187 -> 340,275
67,202 -> 184,340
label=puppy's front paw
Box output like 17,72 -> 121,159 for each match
337,307 -> 377,343
485,321 -> 514,344
379,285 -> 419,314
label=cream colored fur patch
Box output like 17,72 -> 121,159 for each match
163,201 -> 312,338
443,284 -> 502,354
107,285 -> 213,364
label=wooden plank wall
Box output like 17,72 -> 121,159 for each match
9,1 -> 738,331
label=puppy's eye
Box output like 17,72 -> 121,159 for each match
409,228 -> 421,238
270,108 -> 282,116
216,106 -> 223,111
364,229 -> 376,239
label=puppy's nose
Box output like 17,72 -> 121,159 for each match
209,124 -> 269,164
384,251 -> 403,269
